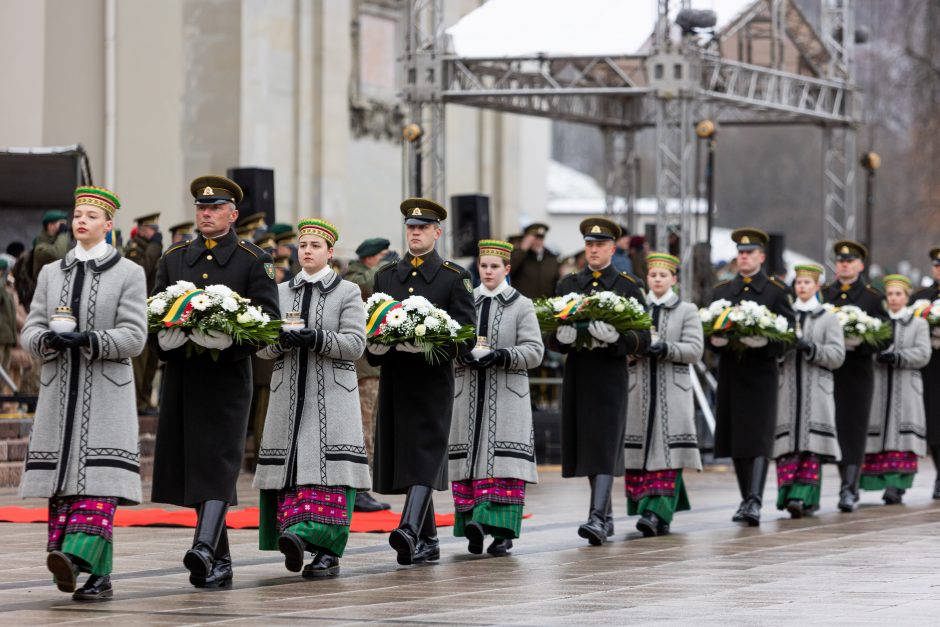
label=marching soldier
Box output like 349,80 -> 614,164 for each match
910,247 -> 940,498
124,213 -> 163,414
510,222 -> 561,299
150,175 -> 280,588
169,221 -> 195,244
554,217 -> 651,545
821,240 -> 887,512
710,228 -> 795,526
365,198 -> 476,566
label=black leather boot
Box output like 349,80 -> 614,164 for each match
277,532 -> 306,572
838,464 -> 860,512
464,520 -> 485,555
883,486 -> 903,505
72,575 -> 113,601
931,446 -> 940,499
731,458 -> 752,523
389,485 -> 432,565
413,498 -> 440,564
578,474 -> 613,545
605,496 -> 615,538
635,512 -> 661,537
786,499 -> 804,519
192,527 -> 233,589
302,552 -> 340,578
184,500 -> 228,580
740,457 -> 768,527
46,550 -> 80,593
486,538 -> 513,556
354,491 -> 391,512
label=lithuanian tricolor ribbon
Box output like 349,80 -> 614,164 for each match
712,307 -> 734,331
913,304 -> 932,319
366,300 -> 402,337
555,297 -> 585,320
161,289 -> 204,327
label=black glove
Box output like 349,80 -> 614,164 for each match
47,332 -> 90,351
877,352 -> 900,367
457,353 -> 477,367
647,342 -> 668,358
281,329 -> 320,350
475,348 -> 510,369
796,339 -> 814,355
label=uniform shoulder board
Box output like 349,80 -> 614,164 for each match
713,279 -> 730,288
238,240 -> 263,258
865,284 -> 883,295
769,277 -> 788,290
442,261 -> 462,273
164,241 -> 191,255
619,272 -> 637,284
822,281 -> 833,291
377,261 -> 396,273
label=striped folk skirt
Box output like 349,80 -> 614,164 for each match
860,451 -> 918,491
624,469 -> 689,524
775,452 -> 822,510
452,478 -> 526,540
259,485 -> 356,557
47,496 -> 118,576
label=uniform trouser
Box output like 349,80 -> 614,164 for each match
132,343 -> 159,409
357,377 -> 379,465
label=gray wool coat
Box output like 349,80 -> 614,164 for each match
774,305 -> 845,460
448,286 -> 543,484
19,247 -> 147,504
866,313 -> 932,456
252,271 -> 372,490
625,292 -> 704,472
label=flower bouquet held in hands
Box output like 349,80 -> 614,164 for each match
534,291 -> 652,350
364,292 -> 476,365
147,281 -> 281,359
821,303 -> 891,349
699,299 -> 794,350
912,298 -> 940,349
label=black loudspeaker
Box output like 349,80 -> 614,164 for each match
227,167 -> 276,226
451,194 -> 491,257
767,233 -> 786,277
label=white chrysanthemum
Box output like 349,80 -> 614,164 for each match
424,316 -> 441,331
205,284 -> 234,299
856,323 -> 867,333
729,310 -> 744,322
774,315 -> 789,333
386,309 -> 407,328
366,292 -> 393,311
166,280 -> 197,298
190,294 -> 211,311
148,298 -> 168,315
414,324 -> 427,337
757,316 -> 771,328
221,297 -> 239,312
699,309 -> 712,322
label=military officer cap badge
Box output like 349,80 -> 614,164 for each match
832,239 -> 868,262
579,217 -> 620,241
400,197 -> 447,225
731,227 -> 769,251
190,175 -> 244,206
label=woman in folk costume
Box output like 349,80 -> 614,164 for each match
20,187 -> 147,600
449,240 -> 544,556
774,264 -> 845,518
253,219 -> 371,577
623,253 -> 703,537
861,274 -> 931,505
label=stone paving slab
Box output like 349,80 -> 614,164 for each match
0,464 -> 939,624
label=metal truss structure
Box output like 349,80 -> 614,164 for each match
400,0 -> 860,286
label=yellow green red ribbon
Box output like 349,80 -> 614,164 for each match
913,305 -> 931,319
162,289 -> 204,327
555,297 -> 585,320
366,300 -> 402,337
712,307 -> 734,331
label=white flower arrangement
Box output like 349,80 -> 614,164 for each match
365,292 -> 474,364
821,303 -> 891,347
533,290 -> 652,350
699,299 -> 794,347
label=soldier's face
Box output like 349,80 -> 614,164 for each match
835,258 -> 863,281
885,285 -> 908,312
794,275 -> 819,301
584,240 -> 615,269
72,205 -> 112,246
646,267 -> 676,298
932,263 -> 940,282
406,223 -> 440,255
736,248 -> 764,275
195,202 -> 238,238
478,255 -> 509,290
298,235 -> 332,273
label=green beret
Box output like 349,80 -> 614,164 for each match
356,237 -> 391,258
267,223 -> 293,236
42,210 -> 70,225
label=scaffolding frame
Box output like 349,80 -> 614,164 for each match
400,0 -> 860,288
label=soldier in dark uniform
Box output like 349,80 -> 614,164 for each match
124,213 -> 163,414
910,247 -> 940,498
246,232 -> 278,457
150,175 -> 280,588
710,228 -> 795,526
366,198 -> 475,566
821,240 -> 886,512
510,222 -> 562,299
169,221 -> 195,244
554,217 -> 650,545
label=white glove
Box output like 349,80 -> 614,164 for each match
556,325 -> 577,345
740,335 -> 769,348
588,321 -> 620,344
367,342 -> 391,355
190,329 -> 233,351
710,336 -> 729,348
931,337 -> 940,351
157,327 -> 188,351
395,340 -> 424,353
931,326 -> 940,339
844,336 -> 862,350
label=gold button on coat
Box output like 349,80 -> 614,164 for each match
412,271 -> 417,276
202,273 -> 209,279
408,287 -> 414,293
592,281 -> 598,286
207,254 -> 213,260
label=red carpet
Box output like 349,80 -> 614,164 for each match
0,507 -> 534,533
